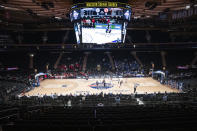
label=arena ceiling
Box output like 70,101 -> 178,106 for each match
0,0 -> 197,51
0,0 -> 192,25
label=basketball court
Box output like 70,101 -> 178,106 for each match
24,77 -> 180,97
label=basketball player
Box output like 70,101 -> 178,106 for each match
120,80 -> 123,87
134,83 -> 138,93
103,79 -> 106,87
134,85 -> 136,93
96,80 -> 99,87
86,75 -> 88,80
118,78 -> 120,84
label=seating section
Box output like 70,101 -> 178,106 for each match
86,53 -> 112,75
58,52 -> 83,72
0,71 -> 30,102
112,52 -> 140,76
2,105 -> 197,131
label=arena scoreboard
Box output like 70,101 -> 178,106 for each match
72,2 -> 130,8
70,2 -> 131,44
86,2 -> 118,7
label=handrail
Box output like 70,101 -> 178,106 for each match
0,113 -> 18,120
0,108 -> 18,113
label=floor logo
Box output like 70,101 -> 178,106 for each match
89,82 -> 113,89
62,85 -> 67,88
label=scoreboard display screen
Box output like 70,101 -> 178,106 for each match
80,8 -> 124,18
82,23 -> 122,44
70,7 -> 131,22
70,2 -> 131,45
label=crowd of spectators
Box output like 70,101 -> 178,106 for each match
7,93 -> 137,107
86,53 -> 112,76
112,53 -> 142,77
51,53 -> 83,78
58,53 -> 83,72
153,70 -> 197,93
2,89 -> 197,110
50,52 -> 144,78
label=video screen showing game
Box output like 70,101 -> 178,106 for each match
74,23 -> 81,44
82,23 -> 122,44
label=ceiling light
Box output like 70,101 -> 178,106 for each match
186,5 -> 190,9
30,54 -> 34,57
55,17 -> 62,20
134,16 -> 141,19
0,5 -> 5,8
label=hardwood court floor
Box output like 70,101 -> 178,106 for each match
24,77 -> 180,96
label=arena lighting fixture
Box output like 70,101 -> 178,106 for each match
30,54 -> 34,57
134,16 -> 141,19
55,16 -> 62,20
0,5 -> 5,8
186,5 -> 190,9
0,5 -> 21,11
36,46 -> 39,50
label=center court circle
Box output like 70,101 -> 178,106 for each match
89,82 -> 113,89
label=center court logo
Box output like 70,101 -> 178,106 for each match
89,82 -> 113,89
62,85 -> 67,87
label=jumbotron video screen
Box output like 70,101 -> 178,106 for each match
70,2 -> 131,44
82,23 -> 122,44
